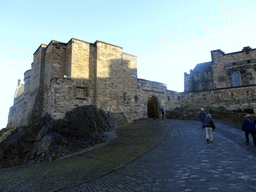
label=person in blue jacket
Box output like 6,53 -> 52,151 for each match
242,114 -> 256,146
198,108 -> 206,129
203,114 -> 216,143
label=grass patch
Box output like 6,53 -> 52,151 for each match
0,119 -> 166,191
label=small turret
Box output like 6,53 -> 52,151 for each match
14,79 -> 24,98
18,79 -> 21,86
24,70 -> 31,94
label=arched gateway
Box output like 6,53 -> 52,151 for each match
147,96 -> 159,119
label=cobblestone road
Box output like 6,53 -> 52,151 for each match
56,119 -> 256,192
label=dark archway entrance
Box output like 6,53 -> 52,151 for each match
147,96 -> 159,119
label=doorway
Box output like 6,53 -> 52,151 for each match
147,96 -> 159,119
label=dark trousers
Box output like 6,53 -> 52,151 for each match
201,120 -> 204,128
245,131 -> 256,144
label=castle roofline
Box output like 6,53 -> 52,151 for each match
211,46 -> 256,56
94,40 -> 123,49
33,44 -> 47,55
45,40 -> 67,50
192,61 -> 212,73
34,38 -> 125,55
34,40 -> 68,55
67,38 -> 91,45
67,38 -> 123,49
123,52 -> 137,57
137,78 -> 167,87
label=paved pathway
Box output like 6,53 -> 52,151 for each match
56,119 -> 256,192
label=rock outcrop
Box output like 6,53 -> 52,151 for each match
0,105 -> 117,169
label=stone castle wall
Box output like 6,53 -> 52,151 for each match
8,44 -> 48,126
135,79 -> 168,119
43,77 -> 94,119
95,41 -> 124,112
212,47 -> 256,89
7,39 -> 256,127
168,85 -> 256,112
8,38 -> 169,126
185,47 -> 256,92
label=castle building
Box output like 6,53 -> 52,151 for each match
184,46 -> 256,92
8,39 -> 256,127
8,38 -> 169,127
180,46 -> 256,113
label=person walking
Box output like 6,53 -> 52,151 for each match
198,108 -> 206,129
242,114 -> 256,146
203,114 -> 216,143
161,108 -> 165,119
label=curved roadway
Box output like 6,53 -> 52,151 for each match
54,119 -> 256,192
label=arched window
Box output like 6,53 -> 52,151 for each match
231,71 -> 240,87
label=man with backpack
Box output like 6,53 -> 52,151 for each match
203,114 -> 216,143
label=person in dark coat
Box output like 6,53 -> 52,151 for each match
203,114 -> 216,143
198,108 -> 206,129
242,114 -> 256,146
161,108 -> 165,119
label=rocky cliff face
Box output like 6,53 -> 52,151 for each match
0,105 -> 117,169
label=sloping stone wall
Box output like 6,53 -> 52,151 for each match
167,85 -> 256,115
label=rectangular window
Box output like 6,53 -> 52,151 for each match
76,87 -> 89,100
123,92 -> 126,101
134,95 -> 138,102
231,71 -> 240,87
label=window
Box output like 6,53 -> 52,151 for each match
76,87 -> 88,100
123,92 -> 126,101
231,71 -> 240,87
134,95 -> 138,102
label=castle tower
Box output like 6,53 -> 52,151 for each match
24,70 -> 31,94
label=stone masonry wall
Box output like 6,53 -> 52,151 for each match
122,53 -> 138,121
167,85 -> 256,113
24,70 -> 31,94
29,44 -> 46,124
89,44 -> 97,103
43,77 -> 93,119
50,41 -> 67,79
43,41 -> 67,118
95,41 -> 124,112
70,39 -> 90,79
212,48 -> 256,89
135,79 -> 168,120
8,45 -> 47,126
8,39 -> 256,128
8,94 -> 26,127
66,41 -> 72,77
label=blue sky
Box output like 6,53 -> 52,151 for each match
1,0 -> 256,128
